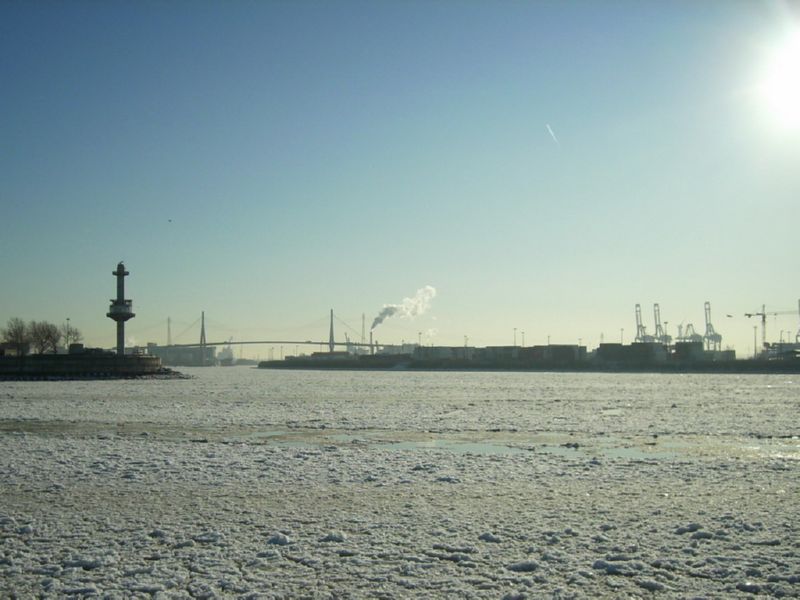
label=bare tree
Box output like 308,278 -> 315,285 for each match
28,321 -> 48,354
60,322 -> 83,347
43,323 -> 61,353
1,317 -> 29,355
29,321 -> 61,354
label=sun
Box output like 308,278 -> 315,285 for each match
759,31 -> 800,130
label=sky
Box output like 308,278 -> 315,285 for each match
2,0 -> 799,358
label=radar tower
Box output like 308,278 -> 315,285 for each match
107,262 -> 135,356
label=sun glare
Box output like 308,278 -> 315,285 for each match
759,30 -> 800,130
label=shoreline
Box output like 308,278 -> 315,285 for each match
0,367 -> 188,381
0,354 -> 168,379
257,359 -> 800,375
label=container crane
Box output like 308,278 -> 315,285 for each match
682,323 -> 703,344
653,303 -> 671,346
634,304 -> 655,343
675,320 -> 701,343
703,301 -> 722,352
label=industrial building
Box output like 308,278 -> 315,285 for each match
519,344 -> 587,364
414,345 -> 475,361
0,342 -> 30,357
146,343 -> 216,367
596,342 -> 668,366
411,344 -> 586,367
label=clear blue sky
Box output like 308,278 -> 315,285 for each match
2,1 -> 799,356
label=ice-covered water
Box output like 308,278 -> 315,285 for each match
1,368 -> 798,597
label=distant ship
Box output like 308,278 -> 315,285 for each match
218,344 -> 235,367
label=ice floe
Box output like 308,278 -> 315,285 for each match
0,369 -> 798,597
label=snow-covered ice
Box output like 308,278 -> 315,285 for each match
1,368 -> 798,597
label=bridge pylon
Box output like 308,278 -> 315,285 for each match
329,309 -> 335,353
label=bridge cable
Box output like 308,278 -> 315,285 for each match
333,315 -> 363,339
173,317 -> 200,343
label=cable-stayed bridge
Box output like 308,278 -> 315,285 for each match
150,310 -> 398,352
169,339 -> 374,349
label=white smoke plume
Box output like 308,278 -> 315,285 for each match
371,286 -> 437,330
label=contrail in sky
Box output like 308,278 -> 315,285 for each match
546,123 -> 560,147
371,286 -> 437,330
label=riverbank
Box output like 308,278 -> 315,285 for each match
258,356 -> 800,374
0,354 -> 166,379
0,369 -> 188,381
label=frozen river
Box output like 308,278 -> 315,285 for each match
1,368 -> 798,598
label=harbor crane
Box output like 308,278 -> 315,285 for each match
653,303 -> 671,346
745,305 -> 768,350
634,304 -> 655,343
745,301 -> 800,348
703,301 -> 722,352
679,323 -> 703,344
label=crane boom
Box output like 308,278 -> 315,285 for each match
743,303 -> 797,348
744,304 -> 767,350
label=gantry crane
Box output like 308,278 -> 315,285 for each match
653,303 -> 671,346
703,301 -> 722,352
634,304 -> 655,342
683,323 -> 704,344
675,319 -> 702,344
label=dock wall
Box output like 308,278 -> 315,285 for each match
0,355 -> 162,378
